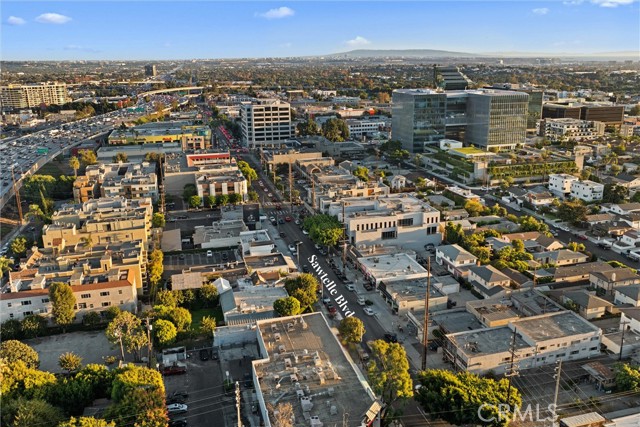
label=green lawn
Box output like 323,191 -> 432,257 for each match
453,147 -> 485,155
190,307 -> 224,330
35,162 -> 66,178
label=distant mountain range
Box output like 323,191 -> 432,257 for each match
325,49 -> 639,60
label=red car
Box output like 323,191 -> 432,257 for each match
285,216 -> 292,222
577,235 -> 588,240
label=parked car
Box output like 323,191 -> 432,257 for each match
167,404 -> 188,415
363,283 -> 374,291
326,303 -> 337,314
577,235 -> 588,240
168,390 -> 189,400
169,419 -> 188,427
206,250 -> 213,257
302,265 -> 310,273
363,307 -> 375,316
384,333 -> 398,343
322,296 -> 331,305
199,349 -> 210,361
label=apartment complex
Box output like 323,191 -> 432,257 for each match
540,118 -> 606,142
392,88 -> 529,153
74,162 -> 159,203
1,82 -> 70,110
239,99 -> 294,148
345,119 -> 386,139
42,198 -> 153,287
549,173 -> 579,198
1,241 -> 144,323
334,194 -> 441,251
570,180 -> 605,202
194,164 -> 248,202
108,121 -> 211,150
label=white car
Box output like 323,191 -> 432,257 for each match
167,403 -> 188,414
206,250 -> 213,257
363,307 -> 375,316
288,244 -> 297,253
302,229 -> 309,235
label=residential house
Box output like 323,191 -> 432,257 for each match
603,174 -> 640,195
533,249 -> 589,266
605,203 -> 640,216
468,265 -> 511,298
614,285 -> 640,307
524,235 -> 565,253
441,209 -> 469,221
390,175 -> 407,190
590,268 -> 640,295
435,244 -> 478,278
562,290 -> 612,320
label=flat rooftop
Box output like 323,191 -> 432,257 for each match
514,311 -> 599,342
381,279 -> 446,302
255,313 -> 377,427
449,326 -> 531,357
358,253 -> 429,281
244,253 -> 288,270
431,309 -> 484,334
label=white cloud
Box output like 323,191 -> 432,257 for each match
590,0 -> 636,6
346,36 -> 371,47
7,16 -> 26,25
532,7 -> 550,14
257,7 -> 295,19
35,13 -> 72,24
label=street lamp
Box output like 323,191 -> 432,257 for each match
295,241 -> 302,266
114,331 -> 125,362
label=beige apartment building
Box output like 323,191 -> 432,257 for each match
74,162 -> 159,203
1,241 -> 144,323
1,82 -> 70,109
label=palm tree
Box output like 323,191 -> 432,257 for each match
69,156 -> 80,178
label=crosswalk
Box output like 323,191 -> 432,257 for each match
268,210 -> 292,216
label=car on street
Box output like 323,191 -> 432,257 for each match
363,307 -> 375,316
169,419 -> 187,427
577,234 -> 588,240
302,229 -> 309,235
199,349 -> 210,361
322,296 -> 331,305
295,219 -> 301,225
285,216 -> 292,222
302,265 -> 309,273
384,333 -> 398,343
363,283 -> 374,291
269,216 -> 276,223
346,284 -> 355,292
326,303 -> 337,314
206,250 -> 213,257
279,232 -> 286,238
319,248 -> 328,256
278,218 -> 285,224
167,404 -> 188,415
314,243 -> 321,250
288,244 -> 297,253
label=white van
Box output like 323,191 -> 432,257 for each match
357,296 -> 366,305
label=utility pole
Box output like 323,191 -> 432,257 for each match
11,166 -> 23,225
421,257 -> 431,371
620,320 -> 630,361
158,154 -> 165,215
552,359 -> 562,427
505,327 -> 520,406
311,177 -> 316,209
342,201 -> 347,277
235,381 -> 242,427
289,162 -> 293,214
146,316 -> 153,368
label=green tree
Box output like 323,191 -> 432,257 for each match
155,289 -> 179,307
112,152 -> 128,163
1,319 -> 23,340
49,282 -> 76,332
228,193 -> 243,205
151,213 -> 165,228
518,215 -> 549,233
58,417 -> 116,427
75,364 -> 114,400
248,190 -> 259,202
603,183 -> 628,204
415,369 -> 520,427
205,195 -> 216,208
5,398 -> 64,427
0,255 -> 12,276
153,319 -> 177,346
69,156 -> 80,178
215,194 -> 229,207
615,363 -> 640,391
464,199 -> 487,217
296,117 -> 320,136
107,365 -> 166,427
103,306 -> 121,321
147,249 -> 164,299
274,296 -> 301,317
105,311 -> 148,362
10,235 -> 28,256
237,160 -> 258,185
199,284 -> 219,308
338,317 -> 365,344
167,307 -> 192,332
78,149 -> 97,166
1,360 -> 57,399
0,340 -> 39,368
82,311 -> 102,328
367,340 -> 413,405
284,274 -> 319,311
322,118 -> 350,141
567,242 -> 586,252
353,166 -> 370,182
59,352 -> 83,374
182,184 -> 197,201
26,204 -> 46,223
200,316 -> 217,337
188,195 -> 202,208
557,200 -> 588,224
21,314 -> 47,338
303,214 -> 343,247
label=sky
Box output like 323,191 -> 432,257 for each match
2,1 -> 639,60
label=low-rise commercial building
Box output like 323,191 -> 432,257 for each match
358,253 -> 429,286
378,279 -> 448,315
252,313 -> 380,427
108,121 -> 212,150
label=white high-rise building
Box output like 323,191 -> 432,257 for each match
1,82 -> 70,109
239,99 -> 294,148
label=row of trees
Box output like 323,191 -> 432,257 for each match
274,274 -> 320,316
1,339 -> 167,427
303,214 -> 343,248
296,117 -> 351,142
182,184 -> 244,209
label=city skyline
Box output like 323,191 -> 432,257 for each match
2,0 -> 639,61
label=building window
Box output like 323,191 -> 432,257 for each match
570,350 -> 579,355
398,218 -> 414,227
102,302 -> 111,307
9,313 -> 14,318
41,298 -> 49,303
23,311 -> 34,316
100,291 -> 110,297
589,347 -> 598,351
381,231 -> 397,240
7,303 -> 11,308
21,301 -> 32,306
81,293 -> 91,299
119,290 -> 123,295
78,303 -> 87,309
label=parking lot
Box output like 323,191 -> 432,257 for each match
165,249 -> 238,268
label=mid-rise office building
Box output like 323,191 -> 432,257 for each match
1,82 -> 70,110
392,89 -> 528,153
145,64 -> 157,77
540,118 -> 606,142
239,99 -> 294,148
542,102 -> 624,127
